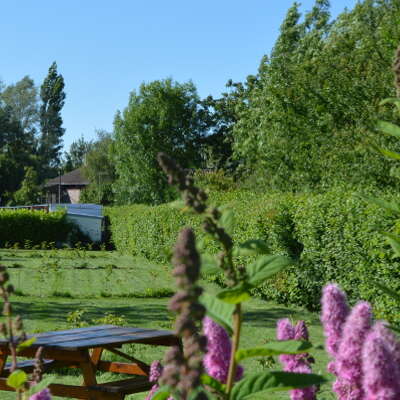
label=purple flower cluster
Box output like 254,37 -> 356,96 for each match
276,318 -> 316,400
321,283 -> 400,400
146,360 -> 164,400
29,389 -> 51,400
203,316 -> 243,383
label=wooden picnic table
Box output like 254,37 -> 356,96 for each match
0,324 -> 180,400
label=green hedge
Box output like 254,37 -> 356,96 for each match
106,188 -> 400,322
0,209 -> 72,246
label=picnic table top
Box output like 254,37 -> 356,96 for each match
0,325 -> 177,351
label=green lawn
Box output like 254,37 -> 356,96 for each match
0,250 -> 332,399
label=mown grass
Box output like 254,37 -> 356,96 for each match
0,250 -> 332,399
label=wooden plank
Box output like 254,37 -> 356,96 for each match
104,347 -> 150,375
41,331 -> 175,351
90,376 -> 152,394
97,361 -> 148,376
2,359 -> 55,374
0,347 -> 87,362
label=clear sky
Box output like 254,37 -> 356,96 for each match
0,0 -> 356,150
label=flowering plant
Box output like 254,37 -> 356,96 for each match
153,153 -> 325,400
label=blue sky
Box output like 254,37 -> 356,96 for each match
0,0 -> 356,150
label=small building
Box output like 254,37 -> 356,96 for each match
44,168 -> 89,204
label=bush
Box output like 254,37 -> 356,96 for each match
0,209 -> 72,246
106,187 -> 400,322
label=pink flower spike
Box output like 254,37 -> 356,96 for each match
203,316 -> 243,383
277,318 -> 295,341
362,322 -> 400,400
335,301 -> 372,400
321,283 -> 349,359
294,320 -> 309,341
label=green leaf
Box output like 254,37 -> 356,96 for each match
233,240 -> 269,257
363,196 -> 400,215
377,120 -> 400,139
231,371 -> 326,400
381,232 -> 400,258
247,255 -> 292,287
370,143 -> 400,161
152,387 -> 172,400
235,340 -> 313,362
201,253 -> 220,275
217,285 -> 251,304
219,209 -> 235,235
380,98 -> 400,112
374,281 -> 400,303
200,373 -> 226,393
17,337 -> 36,352
389,325 -> 400,334
27,377 -> 54,395
7,370 -> 27,389
199,293 -> 234,334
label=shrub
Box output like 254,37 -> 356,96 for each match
106,187 -> 400,321
0,209 -> 72,246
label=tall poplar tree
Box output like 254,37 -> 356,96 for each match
39,62 -> 66,179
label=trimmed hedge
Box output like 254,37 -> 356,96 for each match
106,188 -> 400,322
0,209 -> 72,246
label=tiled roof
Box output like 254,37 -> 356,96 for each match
44,168 -> 89,187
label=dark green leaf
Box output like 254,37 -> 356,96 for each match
380,98 -> 400,112
200,373 -> 226,393
201,253 -> 220,275
199,293 -> 234,334
381,232 -> 400,258
217,285 -> 251,304
363,196 -> 400,215
247,255 -> 292,287
235,341 -> 313,362
374,281 -> 400,303
370,143 -> 400,161
377,120 -> 400,139
231,371 -> 326,400
233,240 -> 269,257
219,209 -> 235,235
152,387 -> 172,400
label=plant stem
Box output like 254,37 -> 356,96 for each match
226,303 -> 242,398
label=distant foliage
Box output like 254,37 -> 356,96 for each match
106,187 -> 400,321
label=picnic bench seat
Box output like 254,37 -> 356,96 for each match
90,376 -> 153,394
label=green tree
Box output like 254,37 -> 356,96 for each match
39,62 -> 66,179
113,78 -> 205,204
12,167 -> 41,205
80,130 -> 116,205
63,135 -> 94,172
0,106 -> 34,204
0,76 -> 39,145
233,0 -> 400,190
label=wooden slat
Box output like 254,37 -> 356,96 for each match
97,361 -> 148,376
3,359 -> 55,374
43,331 -> 176,350
90,376 -> 152,394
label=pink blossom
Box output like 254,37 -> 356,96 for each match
276,319 -> 316,400
334,301 -> 372,400
321,283 -> 349,360
146,360 -> 164,400
203,316 -> 243,383
29,389 -> 51,400
362,322 -> 400,400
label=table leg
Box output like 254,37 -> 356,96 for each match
0,352 -> 7,375
80,349 -> 98,400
